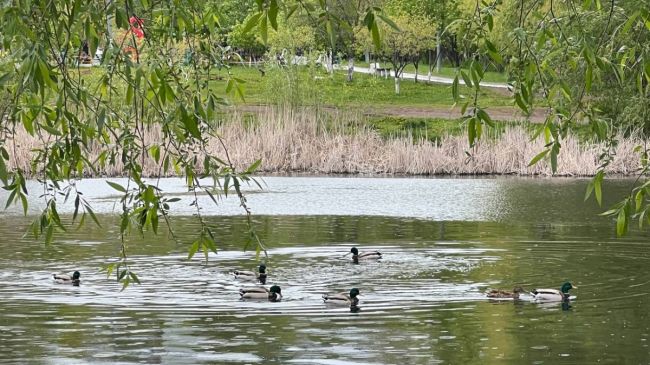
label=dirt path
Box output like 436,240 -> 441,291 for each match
236,104 -> 547,123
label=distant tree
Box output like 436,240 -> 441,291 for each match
357,12 -> 431,94
267,16 -> 316,56
229,18 -> 267,60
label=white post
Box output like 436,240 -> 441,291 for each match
347,56 -> 354,82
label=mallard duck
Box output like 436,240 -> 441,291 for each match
486,286 -> 524,299
531,282 -> 576,301
322,288 -> 360,307
349,247 -> 382,264
53,271 -> 81,286
239,285 -> 282,302
233,264 -> 267,284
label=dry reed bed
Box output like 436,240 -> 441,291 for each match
5,108 -> 645,177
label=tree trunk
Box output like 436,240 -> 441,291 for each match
364,50 -> 370,63
347,56 -> 354,82
327,49 -> 333,74
414,62 -> 419,83
436,29 -> 442,73
428,50 -> 432,81
394,75 -> 400,94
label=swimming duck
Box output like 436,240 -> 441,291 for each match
531,282 -> 576,301
53,271 -> 81,286
349,247 -> 382,264
233,264 -> 267,284
486,286 -> 524,299
239,285 -> 282,302
322,288 -> 360,307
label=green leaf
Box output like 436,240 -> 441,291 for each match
245,159 -> 262,174
585,64 -> 592,93
126,84 -> 134,104
259,14 -> 268,44
376,13 -> 399,31
45,225 -> 54,245
639,209 -> 647,229
188,238 -> 200,259
515,93 -> 529,114
85,205 -> 101,227
268,0 -> 279,30
326,18 -> 335,48
616,205 -> 627,237
635,189 -> 644,212
115,8 -> 127,28
148,145 -> 160,163
452,75 -> 459,100
107,181 -> 127,193
371,22 -> 380,50
242,13 -> 262,34
594,170 -> 604,206
0,154 -> 7,185
20,193 -> 28,215
550,144 -> 559,173
476,109 -> 494,127
528,149 -> 549,166
621,10 -> 641,34
460,70 -> 472,88
468,117 -> 476,147
129,272 -> 140,285
73,195 -> 80,222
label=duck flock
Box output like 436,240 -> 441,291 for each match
52,246 -> 577,310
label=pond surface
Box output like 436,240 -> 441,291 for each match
0,176 -> 649,364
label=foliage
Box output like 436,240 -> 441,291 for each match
0,0 -> 290,288
453,0 -> 650,236
0,0 -> 406,288
228,17 -> 266,56
356,12 -> 435,93
266,16 -> 316,54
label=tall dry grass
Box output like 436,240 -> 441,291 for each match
4,107 -> 645,177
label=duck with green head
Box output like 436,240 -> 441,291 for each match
53,271 -> 81,286
348,247 -> 382,264
239,285 -> 282,302
322,288 -> 360,308
233,264 -> 267,284
531,282 -> 576,301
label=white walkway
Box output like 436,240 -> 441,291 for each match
336,65 -> 510,90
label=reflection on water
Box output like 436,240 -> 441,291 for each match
0,177 -> 649,364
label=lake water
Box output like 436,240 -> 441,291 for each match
0,176 -> 649,364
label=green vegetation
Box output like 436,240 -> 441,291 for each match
214,65 -> 510,108
368,116 -> 465,141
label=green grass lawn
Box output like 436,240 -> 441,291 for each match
210,65 -> 511,108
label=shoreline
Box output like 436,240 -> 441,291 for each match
4,109 -> 645,179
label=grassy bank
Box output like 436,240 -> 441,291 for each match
6,107 -> 641,177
